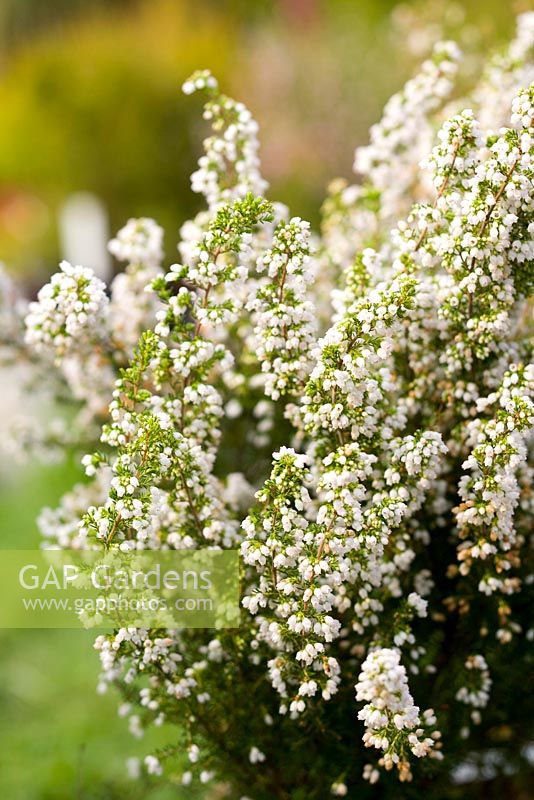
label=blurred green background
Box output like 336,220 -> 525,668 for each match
0,0 -> 527,797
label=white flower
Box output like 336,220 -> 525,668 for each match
249,746 -> 266,764
108,217 -> 164,267
331,781 -> 348,795
24,260 -> 108,358
144,755 -> 162,776
356,648 -> 440,778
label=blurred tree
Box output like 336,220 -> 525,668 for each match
0,0 -> 235,282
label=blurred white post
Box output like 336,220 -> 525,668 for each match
59,192 -> 111,282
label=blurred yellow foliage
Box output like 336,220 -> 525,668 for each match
0,0 -> 235,278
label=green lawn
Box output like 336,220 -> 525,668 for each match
0,457 -> 197,799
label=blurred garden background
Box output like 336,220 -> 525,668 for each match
0,0 -> 528,796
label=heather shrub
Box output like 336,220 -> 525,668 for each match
2,13 -> 533,799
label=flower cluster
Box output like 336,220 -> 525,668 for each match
455,655 -> 492,714
241,429 -> 446,713
108,217 -> 164,267
81,195 -> 273,554
456,364 -> 534,596
436,88 -> 534,378
247,217 -> 316,399
24,260 -> 109,359
356,648 -> 442,782
108,218 -> 165,355
321,37 -> 462,276
354,40 -> 461,223
475,12 -> 534,135
182,69 -> 267,211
